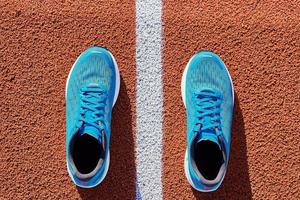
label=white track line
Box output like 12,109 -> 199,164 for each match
135,0 -> 163,199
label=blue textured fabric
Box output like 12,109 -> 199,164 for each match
184,51 -> 234,191
66,46 -> 117,187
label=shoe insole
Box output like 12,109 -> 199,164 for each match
195,140 -> 224,180
72,134 -> 103,174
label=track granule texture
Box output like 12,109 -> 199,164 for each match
162,0 -> 300,199
0,1 -> 136,199
0,0 -> 299,199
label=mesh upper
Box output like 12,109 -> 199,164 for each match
185,52 -> 234,147
66,47 -> 116,144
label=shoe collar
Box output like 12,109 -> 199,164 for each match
188,131 -> 227,186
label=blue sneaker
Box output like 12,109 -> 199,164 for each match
65,46 -> 120,188
181,51 -> 234,192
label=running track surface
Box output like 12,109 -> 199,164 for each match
0,0 -> 299,200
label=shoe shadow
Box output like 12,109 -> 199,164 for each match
192,93 -> 253,200
77,77 -> 136,200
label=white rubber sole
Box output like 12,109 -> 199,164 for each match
65,48 -> 120,188
181,52 -> 234,191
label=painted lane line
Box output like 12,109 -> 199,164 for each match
135,0 -> 164,199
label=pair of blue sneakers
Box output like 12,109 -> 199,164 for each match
65,46 -> 234,192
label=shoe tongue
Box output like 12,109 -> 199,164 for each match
81,125 -> 102,143
196,132 -> 221,150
